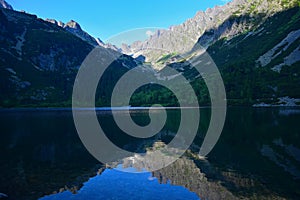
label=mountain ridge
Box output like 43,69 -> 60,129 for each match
0,0 -> 12,10
128,4 -> 300,106
121,0 -> 300,69
0,0 -> 299,107
0,7 -> 137,107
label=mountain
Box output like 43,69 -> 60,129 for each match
121,0 -> 300,70
0,7 -> 137,107
0,0 -> 299,107
127,0 -> 300,106
202,5 -> 300,105
0,0 -> 12,10
45,19 -> 99,47
45,18 -> 121,52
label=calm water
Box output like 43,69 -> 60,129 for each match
0,108 -> 300,199
40,165 -> 200,200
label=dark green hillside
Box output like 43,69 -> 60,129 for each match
129,7 -> 300,107
206,7 -> 300,104
1,5 -> 299,107
0,8 -> 136,107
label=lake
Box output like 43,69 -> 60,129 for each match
0,107 -> 300,199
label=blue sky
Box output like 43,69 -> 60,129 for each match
8,0 -> 230,45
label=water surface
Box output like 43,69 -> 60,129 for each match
0,107 -> 300,199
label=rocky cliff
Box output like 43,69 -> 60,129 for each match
121,0 -> 300,69
0,0 -> 12,10
0,6 -> 137,107
123,0 -> 300,106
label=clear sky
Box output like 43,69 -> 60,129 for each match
8,0 -> 230,44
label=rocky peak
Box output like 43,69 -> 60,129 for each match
64,20 -> 82,31
43,18 -> 119,52
45,18 -> 57,25
57,21 -> 64,27
44,18 -> 99,46
95,38 -> 105,46
96,38 -> 120,52
120,0 -> 300,67
45,18 -> 65,28
0,0 -> 13,10
121,43 -> 132,55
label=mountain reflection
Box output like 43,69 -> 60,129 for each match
0,108 -> 300,199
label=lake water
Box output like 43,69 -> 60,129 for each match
0,107 -> 300,199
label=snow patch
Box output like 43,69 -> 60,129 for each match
271,46 -> 300,73
277,96 -> 300,106
242,31 -> 253,40
12,28 -> 27,56
0,0 -> 13,10
5,68 -> 16,75
252,27 -> 264,36
257,29 -> 300,67
253,96 -> 300,107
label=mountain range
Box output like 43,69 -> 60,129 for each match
0,0 -> 12,10
121,0 -> 299,66
0,0 -> 299,107
0,1 -> 137,107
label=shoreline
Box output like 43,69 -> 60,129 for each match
0,105 -> 300,112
